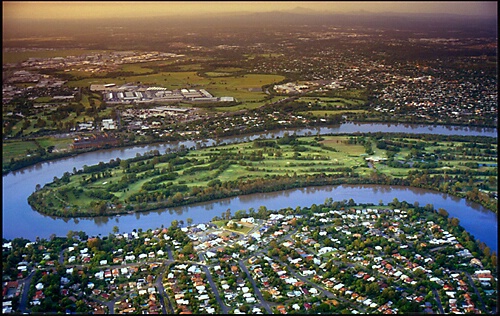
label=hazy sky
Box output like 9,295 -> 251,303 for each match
3,1 -> 498,20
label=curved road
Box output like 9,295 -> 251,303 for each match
18,270 -> 35,313
238,259 -> 273,314
201,265 -> 229,314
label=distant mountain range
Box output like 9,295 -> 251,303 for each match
199,6 -> 496,18
3,7 -> 496,41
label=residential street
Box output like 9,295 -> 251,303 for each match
201,265 -> 229,314
238,259 -> 273,314
18,270 -> 35,313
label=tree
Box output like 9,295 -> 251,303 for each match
390,198 -> 401,208
120,160 -> 130,169
75,300 -> 89,313
87,237 -> 101,250
399,233 -> 407,243
187,218 -> 193,226
171,220 -> 179,229
181,242 -> 194,255
438,208 -> 449,218
172,192 -> 184,203
257,206 -> 268,218
483,246 -> 490,257
113,226 -> 119,234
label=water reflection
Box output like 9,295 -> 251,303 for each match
93,216 -> 110,226
3,123 -> 498,251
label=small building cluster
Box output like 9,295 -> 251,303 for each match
71,133 -> 119,149
91,83 -> 226,104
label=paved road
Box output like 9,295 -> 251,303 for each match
272,257 -> 361,310
58,248 -> 65,264
154,267 -> 171,314
91,296 -> 114,314
201,265 -> 229,314
18,270 -> 35,313
432,288 -> 445,314
280,260 -> 336,299
166,247 -> 174,260
463,271 -> 487,312
238,259 -> 273,314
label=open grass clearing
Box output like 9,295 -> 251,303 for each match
57,69 -> 95,79
214,67 -> 245,72
35,137 -> 73,151
66,72 -> 283,106
177,64 -> 204,71
209,74 -> 284,88
120,63 -> 155,74
2,140 -> 39,163
204,72 -> 232,77
244,53 -> 284,59
2,49 -> 109,64
320,136 -> 367,156
300,110 -> 369,116
212,220 -> 253,234
80,94 -> 91,108
30,134 -> 496,217
34,96 -> 53,103
224,225 -> 253,235
297,96 -> 365,106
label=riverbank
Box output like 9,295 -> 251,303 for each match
27,133 -> 498,218
3,121 -> 497,175
3,200 -> 497,314
3,123 -> 497,251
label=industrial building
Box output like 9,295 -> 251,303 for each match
96,83 -> 219,104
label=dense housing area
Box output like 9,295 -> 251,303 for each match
2,201 -> 497,314
2,8 -> 497,315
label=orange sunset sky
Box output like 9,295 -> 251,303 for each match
3,1 -> 498,20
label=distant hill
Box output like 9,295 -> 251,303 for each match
3,9 -> 497,42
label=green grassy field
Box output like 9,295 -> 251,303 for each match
28,134 -> 498,217
244,53 -> 284,59
31,135 -> 373,215
34,96 -> 53,103
211,220 -> 254,234
2,141 -> 39,162
120,63 -> 155,74
300,110 -> 369,117
2,49 -> 109,64
204,72 -> 232,77
213,67 -> 245,72
66,72 -> 284,106
296,96 -> 366,107
320,136 -> 366,155
66,71 -> 281,88
3,137 -> 74,165
35,137 -> 74,150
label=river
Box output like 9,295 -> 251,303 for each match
2,123 -> 497,251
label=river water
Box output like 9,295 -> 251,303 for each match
2,123 -> 497,251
